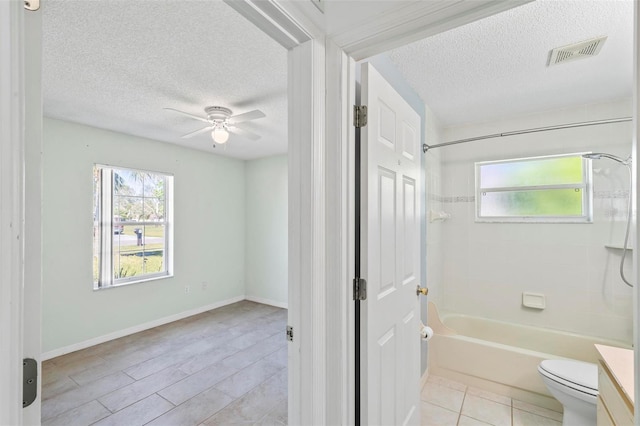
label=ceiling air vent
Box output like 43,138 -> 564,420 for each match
548,36 -> 607,66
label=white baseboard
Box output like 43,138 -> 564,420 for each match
245,295 -> 288,309
42,295 -> 245,361
421,368 -> 429,390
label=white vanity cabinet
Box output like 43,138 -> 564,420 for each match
595,345 -> 634,426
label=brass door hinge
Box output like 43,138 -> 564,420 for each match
23,358 -> 37,408
353,277 -> 367,300
354,105 -> 367,128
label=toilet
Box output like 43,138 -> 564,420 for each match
538,359 -> 598,426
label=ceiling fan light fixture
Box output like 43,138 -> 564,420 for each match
211,127 -> 229,144
167,105 -> 265,144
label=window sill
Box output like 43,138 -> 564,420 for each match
93,273 -> 174,291
605,245 -> 633,251
475,218 -> 593,224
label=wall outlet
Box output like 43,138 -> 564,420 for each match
201,282 -> 208,291
184,285 -> 190,294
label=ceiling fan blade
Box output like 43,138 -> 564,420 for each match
229,109 -> 265,124
181,125 -> 213,138
164,108 -> 210,123
229,126 -> 261,140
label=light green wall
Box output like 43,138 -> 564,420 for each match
245,155 -> 288,306
42,118 -> 247,353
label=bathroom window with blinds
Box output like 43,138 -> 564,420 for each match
475,153 -> 592,223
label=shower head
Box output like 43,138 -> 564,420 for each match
584,151 -> 634,287
582,152 -> 631,166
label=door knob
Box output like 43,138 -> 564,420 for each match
416,285 -> 428,296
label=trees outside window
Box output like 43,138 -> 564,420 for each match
93,165 -> 173,289
475,153 -> 592,223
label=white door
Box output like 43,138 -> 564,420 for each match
360,62 -> 422,425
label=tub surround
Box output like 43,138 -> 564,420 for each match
426,302 -> 455,336
427,303 -> 631,412
595,344 -> 634,417
437,99 -> 634,344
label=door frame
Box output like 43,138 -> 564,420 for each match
0,0 -> 26,423
270,1 -> 640,423
264,2 -> 540,423
633,3 -> 640,421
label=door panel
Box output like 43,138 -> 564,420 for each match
400,309 -> 416,424
378,102 -> 396,148
361,62 -> 421,426
402,122 -> 417,160
377,326 -> 396,425
378,168 -> 397,297
403,177 -> 417,285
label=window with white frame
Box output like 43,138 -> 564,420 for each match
93,165 -> 173,289
475,153 -> 592,223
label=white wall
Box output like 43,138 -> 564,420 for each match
42,118 -> 247,354
245,155 -> 288,307
424,106 -> 444,307
437,99 -> 633,343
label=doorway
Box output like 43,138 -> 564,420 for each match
5,1 -> 638,424
360,1 -> 635,425
38,1 -> 289,424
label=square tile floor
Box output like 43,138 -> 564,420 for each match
43,301 -> 563,426
421,375 -> 563,426
42,301 -> 287,426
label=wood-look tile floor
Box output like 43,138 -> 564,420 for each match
42,301 -> 288,426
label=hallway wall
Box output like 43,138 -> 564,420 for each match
245,155 -> 288,307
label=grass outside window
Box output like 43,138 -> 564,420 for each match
93,165 -> 173,289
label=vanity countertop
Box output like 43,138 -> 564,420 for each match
595,344 -> 634,406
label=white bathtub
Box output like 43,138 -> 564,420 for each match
427,302 -> 631,410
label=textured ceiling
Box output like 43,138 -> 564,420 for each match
43,0 -> 634,154
42,0 -> 288,160
386,0 -> 634,127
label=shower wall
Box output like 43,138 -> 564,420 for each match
438,98 -> 633,343
424,106 -> 445,307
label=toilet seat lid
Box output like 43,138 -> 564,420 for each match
539,359 -> 598,391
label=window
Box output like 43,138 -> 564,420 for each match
475,153 -> 592,223
93,165 -> 173,289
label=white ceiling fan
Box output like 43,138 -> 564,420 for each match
164,106 -> 266,146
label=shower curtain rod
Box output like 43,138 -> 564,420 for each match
422,116 -> 632,154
